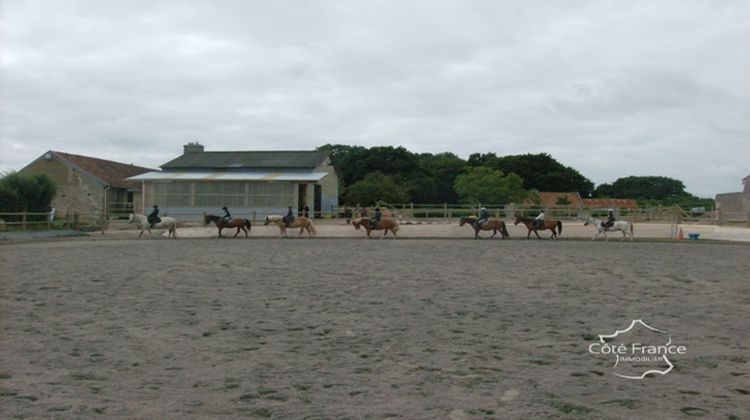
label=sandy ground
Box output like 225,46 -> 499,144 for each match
0,239 -> 748,419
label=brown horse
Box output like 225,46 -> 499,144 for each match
459,216 -> 509,239
204,214 -> 252,238
264,215 -> 316,238
514,216 -> 562,239
352,217 -> 399,239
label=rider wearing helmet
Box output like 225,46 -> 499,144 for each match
371,207 -> 382,228
283,206 -> 295,226
147,205 -> 160,229
476,207 -> 490,228
602,209 -> 615,231
221,206 -> 232,224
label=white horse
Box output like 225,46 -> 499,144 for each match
129,213 -> 178,239
584,216 -> 634,241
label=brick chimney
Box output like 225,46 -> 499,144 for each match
183,142 -> 204,154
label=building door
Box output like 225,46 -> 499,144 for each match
298,184 -> 307,214
314,185 -> 322,218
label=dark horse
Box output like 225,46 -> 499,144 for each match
514,216 -> 562,239
459,216 -> 509,239
204,214 -> 252,238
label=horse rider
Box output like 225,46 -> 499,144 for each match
147,205 -> 160,229
283,206 -> 295,226
371,207 -> 382,228
221,206 -> 232,224
533,210 -> 545,229
602,209 -> 615,231
476,207 -> 490,228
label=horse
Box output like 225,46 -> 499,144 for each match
264,215 -> 316,238
584,216 -> 634,241
459,216 -> 509,239
203,214 -> 252,238
514,216 -> 562,239
352,217 -> 399,239
129,213 -> 177,239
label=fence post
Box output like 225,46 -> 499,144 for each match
717,209 -> 724,226
21,211 -> 27,230
443,202 -> 447,220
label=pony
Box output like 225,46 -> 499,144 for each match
264,215 -> 316,238
128,213 -> 177,239
459,216 -> 509,239
203,214 -> 252,238
584,216 -> 634,241
352,217 -> 399,239
514,216 -> 562,239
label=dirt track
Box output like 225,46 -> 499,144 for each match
1,239 -> 748,418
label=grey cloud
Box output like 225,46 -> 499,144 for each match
1,0 -> 748,196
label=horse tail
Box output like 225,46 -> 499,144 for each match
308,219 -> 316,235
391,221 -> 400,232
501,221 -> 510,238
557,221 -> 563,236
245,219 -> 252,231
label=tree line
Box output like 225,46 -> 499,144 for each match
317,144 -> 713,209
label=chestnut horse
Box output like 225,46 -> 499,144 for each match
352,217 -> 399,239
264,215 -> 316,238
459,216 -> 509,239
514,216 -> 562,239
204,214 -> 252,238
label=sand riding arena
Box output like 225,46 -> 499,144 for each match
1,238 -> 748,418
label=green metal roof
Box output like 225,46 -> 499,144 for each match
160,150 -> 329,170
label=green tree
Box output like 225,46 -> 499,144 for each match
594,176 -> 688,201
453,166 -> 526,204
468,152 -> 594,194
0,172 -> 56,212
344,172 -> 410,206
417,152 -> 466,203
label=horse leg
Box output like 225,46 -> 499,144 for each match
534,229 -> 542,239
233,226 -> 240,238
139,229 -> 144,238
490,229 -> 497,239
526,229 -> 531,239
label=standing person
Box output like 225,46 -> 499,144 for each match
147,205 -> 160,229
303,203 -> 310,218
221,206 -> 232,224
283,206 -> 295,226
49,207 -> 56,225
533,210 -> 545,229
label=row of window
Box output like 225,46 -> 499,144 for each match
148,182 -> 296,208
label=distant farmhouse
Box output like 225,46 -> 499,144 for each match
19,151 -> 154,215
715,175 -> 750,219
534,192 -> 638,210
129,143 -> 339,219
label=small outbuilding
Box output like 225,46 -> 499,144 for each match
19,150 -> 154,216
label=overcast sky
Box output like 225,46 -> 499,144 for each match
1,1 -> 748,196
